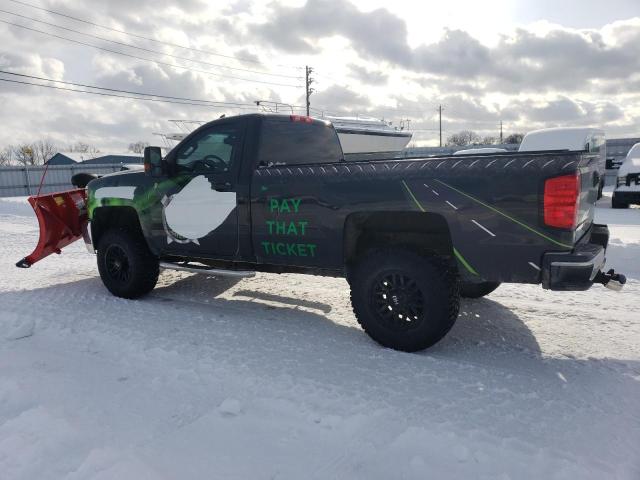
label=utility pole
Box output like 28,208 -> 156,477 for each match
305,66 -> 314,117
500,120 -> 503,144
437,105 -> 443,147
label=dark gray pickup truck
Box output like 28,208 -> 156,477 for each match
18,113 -> 625,351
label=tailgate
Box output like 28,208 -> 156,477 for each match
575,154 -> 601,241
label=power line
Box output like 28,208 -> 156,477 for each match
0,70 -> 255,107
0,77 -> 258,109
0,8 -> 302,80
6,0 -> 302,70
0,19 -> 303,88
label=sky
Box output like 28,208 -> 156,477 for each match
0,0 -> 639,150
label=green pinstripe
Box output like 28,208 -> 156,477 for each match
401,180 -> 479,276
434,179 -> 573,249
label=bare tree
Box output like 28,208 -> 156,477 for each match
68,142 -> 99,154
482,136 -> 498,145
0,147 -> 13,166
13,144 -> 37,165
504,133 -> 525,145
33,139 -> 57,164
446,130 -> 481,147
128,141 -> 149,154
6,139 -> 58,165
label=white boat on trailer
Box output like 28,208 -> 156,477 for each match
327,116 -> 412,154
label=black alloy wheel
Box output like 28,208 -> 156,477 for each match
372,271 -> 425,331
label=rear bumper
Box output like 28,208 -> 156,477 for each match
613,190 -> 640,204
541,224 -> 608,291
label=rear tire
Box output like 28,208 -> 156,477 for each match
612,194 -> 628,209
349,249 -> 460,352
97,228 -> 159,299
460,281 -> 500,298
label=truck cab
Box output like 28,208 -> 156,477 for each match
87,114 -> 344,267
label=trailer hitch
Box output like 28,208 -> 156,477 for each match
594,269 -> 626,291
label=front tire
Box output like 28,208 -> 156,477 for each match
460,281 -> 500,298
97,228 -> 159,299
349,250 -> 460,352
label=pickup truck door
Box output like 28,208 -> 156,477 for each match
250,116 -> 344,268
157,119 -> 243,258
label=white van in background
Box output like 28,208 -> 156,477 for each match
612,142 -> 640,209
519,127 -> 606,197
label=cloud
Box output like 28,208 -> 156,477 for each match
308,84 -> 372,115
347,64 -> 388,86
0,0 -> 638,150
253,0 -> 408,60
253,0 -> 640,94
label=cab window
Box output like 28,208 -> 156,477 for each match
175,125 -> 239,173
258,117 -> 343,166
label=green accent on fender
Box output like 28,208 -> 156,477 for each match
434,179 -> 573,249
401,180 -> 425,212
453,248 -> 478,276
402,180 -> 479,276
87,174 -> 192,219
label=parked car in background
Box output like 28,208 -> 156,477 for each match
612,142 -> 640,209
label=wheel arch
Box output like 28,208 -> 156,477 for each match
343,211 -> 455,269
91,206 -> 147,250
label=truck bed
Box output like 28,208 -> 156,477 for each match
252,149 -> 601,284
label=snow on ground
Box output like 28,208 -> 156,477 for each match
0,194 -> 638,480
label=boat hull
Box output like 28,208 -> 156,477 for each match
337,130 -> 412,154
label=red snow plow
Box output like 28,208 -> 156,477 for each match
15,189 -> 89,268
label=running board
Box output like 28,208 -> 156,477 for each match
159,262 -> 256,278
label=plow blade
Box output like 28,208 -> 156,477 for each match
16,189 -> 89,268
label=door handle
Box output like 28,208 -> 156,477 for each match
212,182 -> 232,191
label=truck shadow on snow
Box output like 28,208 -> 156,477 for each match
2,275 -> 638,408
152,273 -> 541,357
5,274 -> 541,362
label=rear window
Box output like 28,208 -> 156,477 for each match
258,116 -> 343,166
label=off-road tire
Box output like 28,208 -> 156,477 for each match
349,249 -> 460,352
97,228 -> 159,299
611,194 -> 628,209
460,281 -> 501,298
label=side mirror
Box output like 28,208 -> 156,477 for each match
143,146 -> 164,176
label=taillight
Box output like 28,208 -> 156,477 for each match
544,173 -> 580,229
290,115 -> 313,123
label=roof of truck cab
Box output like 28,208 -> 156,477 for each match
519,127 -> 604,152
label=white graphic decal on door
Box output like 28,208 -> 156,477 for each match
161,175 -> 236,245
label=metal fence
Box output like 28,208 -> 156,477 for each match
0,163 -> 138,197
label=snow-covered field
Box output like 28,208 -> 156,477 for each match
0,192 -> 638,480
